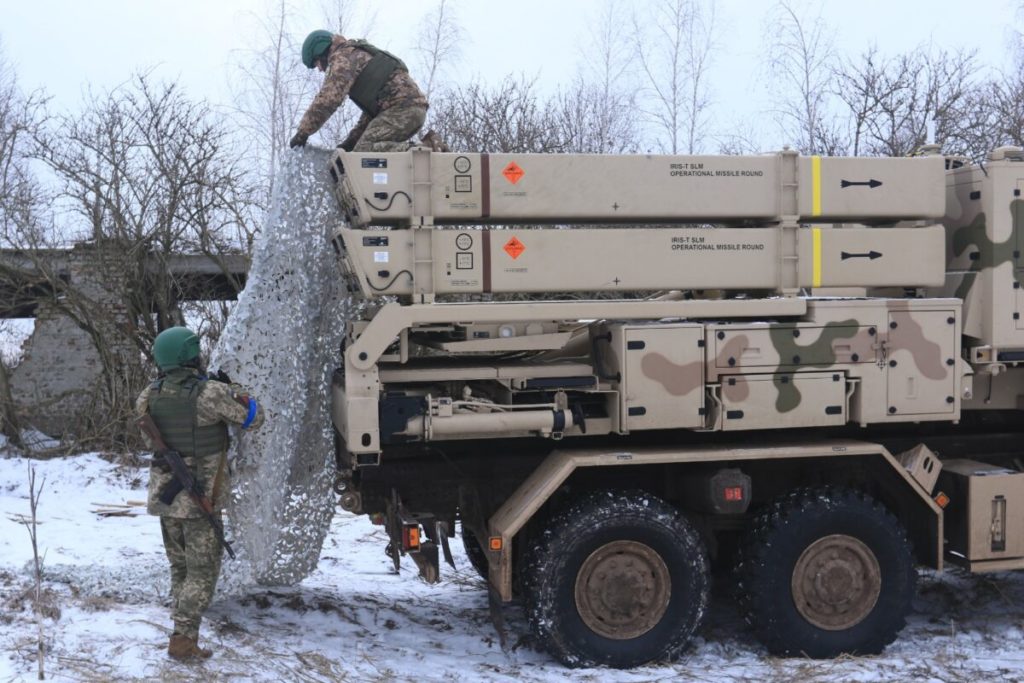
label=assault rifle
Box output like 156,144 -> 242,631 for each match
136,414 -> 236,559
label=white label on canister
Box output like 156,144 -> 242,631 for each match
373,172 -> 388,185
374,251 -> 389,263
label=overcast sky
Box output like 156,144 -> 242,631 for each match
0,0 -> 1020,156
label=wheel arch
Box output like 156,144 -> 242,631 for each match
487,439 -> 941,601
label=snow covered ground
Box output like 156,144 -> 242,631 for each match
4,452 -> 1024,682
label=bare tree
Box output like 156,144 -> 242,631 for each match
430,76 -> 562,153
8,74 -> 259,447
563,0 -> 641,153
764,1 -> 844,154
716,125 -> 765,155
0,42 -> 46,450
553,79 -> 640,154
413,0 -> 463,103
20,464 -> 46,680
229,0 -> 320,203
318,0 -> 378,37
632,0 -> 716,153
834,46 -> 978,157
953,58 -> 1024,159
314,0 -> 383,147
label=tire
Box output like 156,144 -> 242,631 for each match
460,526 -> 489,580
737,487 -> 916,658
524,490 -> 710,668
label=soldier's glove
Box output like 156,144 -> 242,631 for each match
337,138 -> 356,152
289,132 -> 307,149
213,369 -> 232,384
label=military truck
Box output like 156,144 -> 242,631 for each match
324,143 -> 1024,667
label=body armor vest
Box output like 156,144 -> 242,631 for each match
148,372 -> 228,458
348,39 -> 407,116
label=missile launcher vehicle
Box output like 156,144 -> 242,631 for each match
325,143 -> 1024,667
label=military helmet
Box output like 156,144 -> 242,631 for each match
302,30 -> 334,68
153,327 -> 201,370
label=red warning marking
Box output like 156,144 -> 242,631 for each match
503,237 -> 525,259
502,161 -> 524,184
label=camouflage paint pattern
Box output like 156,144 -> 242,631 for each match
714,321 -> 861,412
640,353 -> 703,396
590,296 -> 959,433
136,373 -> 265,518
885,305 -> 948,381
949,200 -> 1024,299
296,35 -> 427,142
161,516 -> 223,640
708,300 -> 955,422
767,321 -> 858,412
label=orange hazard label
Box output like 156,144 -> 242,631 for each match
502,161 -> 524,184
503,237 -> 525,259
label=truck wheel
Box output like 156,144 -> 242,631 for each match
524,490 -> 709,668
737,488 -> 915,657
460,526 -> 489,579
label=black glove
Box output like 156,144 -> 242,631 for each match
213,369 -> 232,384
337,138 -> 355,152
289,132 -> 307,149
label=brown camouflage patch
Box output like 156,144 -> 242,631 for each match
640,352 -> 702,396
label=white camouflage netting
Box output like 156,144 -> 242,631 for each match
211,147 -> 351,590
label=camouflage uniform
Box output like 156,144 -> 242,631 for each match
295,35 -> 428,152
136,368 -> 265,642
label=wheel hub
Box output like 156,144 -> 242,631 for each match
574,540 -> 671,640
791,534 -> 881,631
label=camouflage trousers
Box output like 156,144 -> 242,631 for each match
353,105 -> 427,152
160,515 -> 223,640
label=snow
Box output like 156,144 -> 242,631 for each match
5,453 -> 1024,681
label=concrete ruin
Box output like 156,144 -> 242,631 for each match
1,243 -> 247,437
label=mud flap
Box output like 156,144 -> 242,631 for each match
487,584 -> 509,653
436,521 -> 455,569
384,489 -> 401,573
410,541 -> 440,583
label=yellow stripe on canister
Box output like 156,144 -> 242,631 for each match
812,227 -> 822,288
811,155 -> 822,217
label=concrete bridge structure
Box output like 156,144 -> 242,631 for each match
1,243 -> 249,438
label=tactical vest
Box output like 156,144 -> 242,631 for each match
148,372 -> 228,458
348,39 -> 408,117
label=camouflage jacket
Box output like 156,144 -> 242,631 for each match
136,369 -> 265,519
296,34 -> 428,139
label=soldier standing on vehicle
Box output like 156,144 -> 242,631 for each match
290,30 -> 445,152
137,326 -> 264,661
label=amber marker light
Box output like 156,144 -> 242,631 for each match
489,537 -> 503,551
934,491 -> 950,509
402,524 -> 421,550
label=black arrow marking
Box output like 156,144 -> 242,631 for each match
841,250 -> 883,260
840,179 -> 883,188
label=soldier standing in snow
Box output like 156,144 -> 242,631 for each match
289,29 -> 445,152
136,326 -> 264,661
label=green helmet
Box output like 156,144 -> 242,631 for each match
153,326 -> 201,371
302,30 -> 334,68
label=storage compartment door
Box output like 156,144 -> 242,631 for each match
721,371 -> 847,431
622,325 -> 705,431
886,309 -> 957,416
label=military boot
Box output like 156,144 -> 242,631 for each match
420,130 -> 449,152
168,633 -> 213,660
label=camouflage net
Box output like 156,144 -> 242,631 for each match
211,147 -> 349,590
